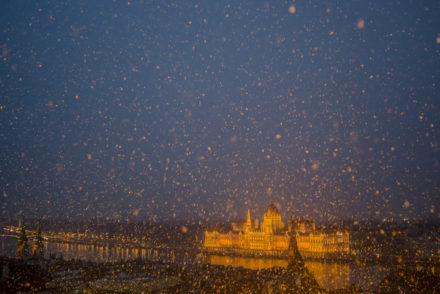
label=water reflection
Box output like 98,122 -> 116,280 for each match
46,242 -> 162,263
207,254 -> 288,270
1,236 -> 388,290
205,254 -> 388,290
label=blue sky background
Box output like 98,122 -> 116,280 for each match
1,0 -> 439,222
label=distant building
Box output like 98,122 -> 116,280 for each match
15,219 -> 45,259
204,201 -> 350,258
32,221 -> 44,258
16,222 -> 29,259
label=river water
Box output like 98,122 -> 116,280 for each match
206,254 -> 388,290
1,236 -> 388,290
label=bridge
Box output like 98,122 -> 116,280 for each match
0,234 -> 20,238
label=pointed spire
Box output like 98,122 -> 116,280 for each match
33,220 -> 44,258
16,218 -> 29,258
245,209 -> 252,231
287,215 -> 304,271
270,215 -> 321,292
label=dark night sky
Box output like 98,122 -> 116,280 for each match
1,0 -> 439,222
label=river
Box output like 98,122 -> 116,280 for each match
1,236 -> 388,290
205,254 -> 388,290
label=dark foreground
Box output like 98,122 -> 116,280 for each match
1,256 -> 440,293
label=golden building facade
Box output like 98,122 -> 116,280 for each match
204,202 -> 350,258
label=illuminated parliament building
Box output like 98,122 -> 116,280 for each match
204,201 -> 350,258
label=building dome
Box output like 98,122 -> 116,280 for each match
262,200 -> 284,234
264,201 -> 280,218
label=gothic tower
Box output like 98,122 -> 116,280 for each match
287,215 -> 304,271
32,220 -> 44,258
245,209 -> 252,232
287,215 -> 321,291
16,219 -> 29,258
